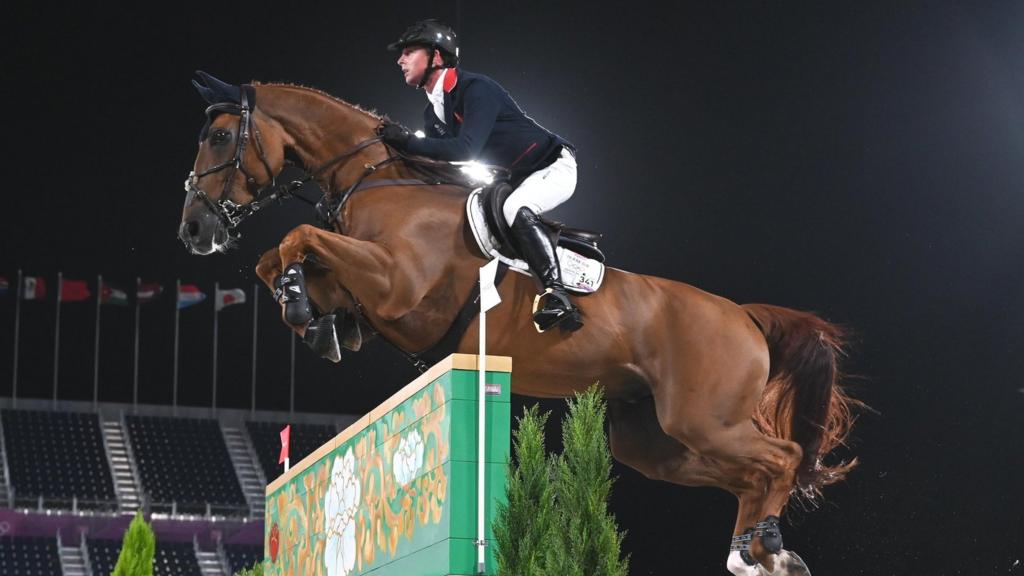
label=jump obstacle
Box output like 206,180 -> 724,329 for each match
263,353 -> 512,576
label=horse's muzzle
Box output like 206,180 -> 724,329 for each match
178,211 -> 225,255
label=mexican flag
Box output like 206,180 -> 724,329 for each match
101,282 -> 130,306
177,284 -> 207,309
22,276 -> 47,300
215,287 -> 246,311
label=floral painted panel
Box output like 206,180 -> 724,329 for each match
264,367 -> 507,576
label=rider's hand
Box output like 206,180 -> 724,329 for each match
378,120 -> 411,149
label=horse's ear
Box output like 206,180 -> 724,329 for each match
192,70 -> 242,105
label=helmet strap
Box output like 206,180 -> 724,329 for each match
417,48 -> 442,89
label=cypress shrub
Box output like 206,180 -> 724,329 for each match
494,385 -> 629,576
111,510 -> 155,576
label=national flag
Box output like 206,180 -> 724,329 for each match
22,276 -> 46,300
177,284 -> 207,309
60,278 -> 92,302
215,287 -> 246,311
137,282 -> 163,304
0,277 -> 8,296
279,425 -> 291,464
100,281 -> 130,306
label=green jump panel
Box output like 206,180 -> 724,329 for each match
264,354 -> 511,576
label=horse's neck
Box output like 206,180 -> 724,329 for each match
346,182 -> 468,242
257,85 -> 398,188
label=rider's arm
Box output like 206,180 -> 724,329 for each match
406,80 -> 499,161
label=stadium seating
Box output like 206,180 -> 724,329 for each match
224,542 -> 264,574
1,409 -> 117,511
244,420 -> 337,480
125,415 -> 247,516
89,538 -> 202,576
0,535 -> 62,576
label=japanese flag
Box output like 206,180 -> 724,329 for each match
215,287 -> 246,311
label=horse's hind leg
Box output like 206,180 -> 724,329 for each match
657,408 -> 808,574
609,398 -> 781,576
641,331 -> 810,574
608,397 -> 726,488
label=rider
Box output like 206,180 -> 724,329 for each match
379,19 -> 583,333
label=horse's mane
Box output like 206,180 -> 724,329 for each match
254,81 -> 483,189
255,81 -> 384,121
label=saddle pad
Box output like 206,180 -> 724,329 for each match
466,189 -> 604,294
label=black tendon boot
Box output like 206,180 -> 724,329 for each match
509,207 -> 583,333
273,262 -> 313,326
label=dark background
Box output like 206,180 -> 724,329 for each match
2,2 -> 1022,574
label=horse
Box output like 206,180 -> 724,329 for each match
178,71 -> 861,576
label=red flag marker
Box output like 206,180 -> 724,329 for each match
279,425 -> 291,470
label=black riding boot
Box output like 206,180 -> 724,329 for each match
510,207 -> 583,333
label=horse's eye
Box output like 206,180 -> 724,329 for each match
210,129 -> 231,146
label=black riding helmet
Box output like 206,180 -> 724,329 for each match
388,19 -> 460,87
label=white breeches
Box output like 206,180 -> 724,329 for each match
503,147 -> 577,225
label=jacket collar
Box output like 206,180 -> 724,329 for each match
443,68 -> 458,93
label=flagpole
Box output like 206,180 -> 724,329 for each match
133,278 -> 141,410
52,272 -> 63,408
212,281 -> 219,413
289,332 -> 296,415
12,269 -> 22,408
172,279 -> 180,416
93,274 -> 102,408
250,283 -> 258,417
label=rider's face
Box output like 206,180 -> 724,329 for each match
397,46 -> 439,87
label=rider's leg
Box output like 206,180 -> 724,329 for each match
510,207 -> 582,332
504,147 -> 581,332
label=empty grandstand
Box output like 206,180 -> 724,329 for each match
0,535 -> 61,576
0,398 -> 355,575
2,409 -> 117,512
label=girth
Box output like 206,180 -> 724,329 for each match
349,261 -> 510,373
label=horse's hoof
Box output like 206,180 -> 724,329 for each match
303,314 -> 341,363
727,551 -> 770,576
773,550 -> 811,576
338,311 -> 363,352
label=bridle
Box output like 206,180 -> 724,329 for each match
184,87 -> 384,239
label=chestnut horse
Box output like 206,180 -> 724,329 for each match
179,73 -> 859,575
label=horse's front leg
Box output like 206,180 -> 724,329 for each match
255,246 -> 284,300
272,224 -> 423,361
275,224 -> 422,316
257,241 -> 357,362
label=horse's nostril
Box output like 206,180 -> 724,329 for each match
186,220 -> 200,238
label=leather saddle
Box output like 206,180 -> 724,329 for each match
481,182 -> 605,263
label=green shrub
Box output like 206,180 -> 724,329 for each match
494,385 -> 629,576
234,560 -> 265,576
495,405 -> 557,576
111,511 -> 155,576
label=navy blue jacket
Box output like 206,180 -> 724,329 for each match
404,69 -> 574,186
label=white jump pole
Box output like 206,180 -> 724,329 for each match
477,258 -> 501,574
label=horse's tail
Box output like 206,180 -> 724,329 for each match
743,303 -> 862,495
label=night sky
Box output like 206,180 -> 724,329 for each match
2,2 -> 1023,574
